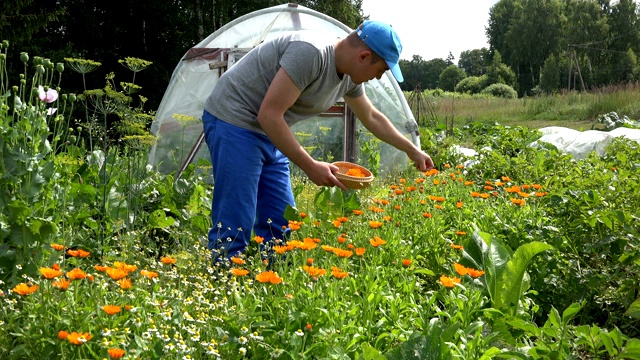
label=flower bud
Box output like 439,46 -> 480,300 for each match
69,135 -> 77,142
31,87 -> 40,98
36,65 -> 45,75
43,58 -> 52,68
2,40 -> 9,48
69,94 -> 77,102
0,54 -> 5,62
77,127 -> 82,132
20,52 -> 29,63
11,86 -> 18,93
56,63 -> 64,73
61,94 -> 67,101
69,128 -> 74,132
33,56 -> 43,66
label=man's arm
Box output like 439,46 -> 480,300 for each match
344,93 -> 434,172
257,67 -> 348,190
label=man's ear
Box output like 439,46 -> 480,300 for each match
358,50 -> 372,63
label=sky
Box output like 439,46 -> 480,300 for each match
361,0 -> 499,62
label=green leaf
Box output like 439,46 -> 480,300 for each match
148,209 -> 175,229
619,339 -> 640,359
561,302 -> 583,327
359,343 -> 386,360
500,241 -> 553,313
624,297 -> 640,319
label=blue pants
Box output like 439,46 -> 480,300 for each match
202,110 -> 294,260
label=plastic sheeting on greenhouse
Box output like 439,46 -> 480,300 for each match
148,3 -> 420,178
530,126 -> 640,159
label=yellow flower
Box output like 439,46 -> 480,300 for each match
106,268 -> 128,280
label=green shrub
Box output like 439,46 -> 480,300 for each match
456,75 -> 489,94
481,83 -> 518,99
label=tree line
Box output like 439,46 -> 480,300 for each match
399,0 -> 640,97
2,0 -> 639,107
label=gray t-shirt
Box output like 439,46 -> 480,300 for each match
204,32 -> 364,134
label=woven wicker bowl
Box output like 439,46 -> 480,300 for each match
332,161 -> 374,189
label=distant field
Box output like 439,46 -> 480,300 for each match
406,82 -> 640,130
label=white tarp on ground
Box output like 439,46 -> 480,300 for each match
453,126 -> 640,163
531,126 -> 640,159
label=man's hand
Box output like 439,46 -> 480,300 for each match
302,160 -> 349,191
408,149 -> 435,172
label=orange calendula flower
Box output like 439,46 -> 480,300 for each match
455,231 -> 467,235
501,176 -> 511,182
510,198 -> 526,206
117,278 -> 132,289
333,248 -> 353,258
369,236 -> 387,247
453,263 -> 469,276
401,259 -> 412,267
230,256 -> 245,265
160,256 -> 177,265
394,205 -> 401,210
140,270 -> 159,279
253,235 -> 264,244
58,330 -> 69,340
337,234 -> 347,243
102,305 -> 122,315
40,267 -> 63,279
51,243 -> 65,251
484,185 -> 495,191
422,212 -> 433,218
532,184 -> 542,190
12,283 -> 38,296
306,258 -> 314,265
383,215 -> 392,222
113,262 -> 137,273
303,266 -> 327,279
346,167 -> 366,177
480,193 -> 490,199
106,268 -> 128,280
332,219 -> 342,228
288,220 -> 303,231
352,209 -> 364,215
450,244 -> 464,250
299,212 -> 308,218
435,204 -> 443,210
94,265 -> 109,272
369,221 -> 383,229
355,247 -> 366,256
66,268 -> 88,280
467,268 -> 486,278
256,270 -> 283,284
66,332 -> 92,345
52,263 -> 61,270
428,195 -> 445,202
464,181 -> 474,186
108,348 -> 126,359
331,268 -> 349,279
52,278 -> 71,290
66,249 -> 90,258
535,191 -> 548,197
456,201 -> 463,208
230,268 -> 249,277
440,275 -> 461,288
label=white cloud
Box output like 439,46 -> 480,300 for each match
361,0 -> 498,61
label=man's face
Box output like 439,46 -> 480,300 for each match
352,53 -> 389,84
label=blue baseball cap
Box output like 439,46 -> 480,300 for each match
356,20 -> 404,83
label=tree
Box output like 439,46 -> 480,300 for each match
458,48 -> 490,77
540,54 -> 561,93
439,65 -> 467,92
486,51 -> 517,88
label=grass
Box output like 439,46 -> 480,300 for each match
408,82 -> 640,130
